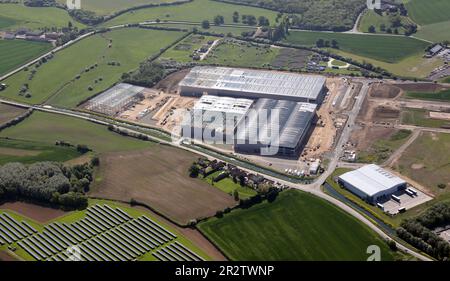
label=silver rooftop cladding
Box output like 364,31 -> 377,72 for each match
179,66 -> 326,102
235,99 -> 317,156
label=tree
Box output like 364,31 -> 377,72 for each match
213,15 -> 224,26
189,165 -> 199,178
331,39 -> 339,49
258,16 -> 269,26
90,156 -> 100,167
232,11 -> 239,23
368,25 -> 376,33
316,39 -> 325,48
201,20 -> 210,29
233,190 -> 239,201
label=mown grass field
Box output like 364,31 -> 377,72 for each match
414,20 -> 450,42
204,171 -> 257,199
0,39 -> 52,76
358,10 -> 408,35
0,198 -> 210,261
198,190 -> 399,261
405,0 -> 450,26
394,131 -> 450,195
0,28 -> 185,107
0,138 -> 82,165
0,3 -> 85,31
405,88 -> 450,102
161,34 -> 217,62
0,111 -> 152,153
102,0 -> 277,27
56,0 -> 173,15
203,40 -> 279,68
401,108 -> 450,128
284,30 -> 429,63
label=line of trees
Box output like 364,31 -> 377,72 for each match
397,203 -> 450,261
0,162 -> 94,210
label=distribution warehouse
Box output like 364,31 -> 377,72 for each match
234,99 -> 317,157
179,66 -> 327,103
338,165 -> 407,204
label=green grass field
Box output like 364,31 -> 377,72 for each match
56,0 -> 174,15
198,190 -> 399,261
406,0 -> 450,26
203,40 -> 279,68
284,30 -> 429,63
0,39 -> 52,76
204,171 -> 257,199
0,28 -> 185,107
0,3 -> 85,31
414,20 -> 450,42
0,111 -> 152,153
357,129 -> 412,164
0,138 -> 82,165
401,108 -> 450,128
395,131 -> 450,195
102,0 -> 277,27
405,88 -> 450,101
160,34 -> 217,62
358,10 -> 408,35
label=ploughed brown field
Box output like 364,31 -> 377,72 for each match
0,104 -> 27,125
0,201 -> 67,223
90,146 -> 237,225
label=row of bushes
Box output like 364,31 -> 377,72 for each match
0,108 -> 33,132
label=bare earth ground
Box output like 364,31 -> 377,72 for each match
0,201 -> 67,223
369,84 -> 401,99
351,126 -> 398,151
0,250 -> 18,261
0,104 -> 27,125
155,69 -> 190,94
394,83 -> 449,93
90,146 -> 237,225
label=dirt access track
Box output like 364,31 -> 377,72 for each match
0,201 -> 67,223
90,145 -> 237,225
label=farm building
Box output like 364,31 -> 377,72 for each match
179,66 -> 327,103
338,164 -> 407,204
180,95 -> 253,142
234,99 -> 317,157
85,83 -> 145,116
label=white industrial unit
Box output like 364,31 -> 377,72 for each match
338,164 -> 407,203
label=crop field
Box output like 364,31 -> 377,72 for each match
401,108 -> 450,128
0,111 -> 152,153
394,132 -> 450,195
102,0 -> 277,27
198,190 -> 398,261
160,34 -> 218,62
406,0 -> 450,26
56,0 -> 174,15
90,146 -> 237,225
0,39 -> 52,76
0,138 -> 82,165
0,199 -> 209,261
0,3 -> 85,31
0,28 -> 185,107
203,40 -> 279,68
404,88 -> 450,102
284,31 -> 429,63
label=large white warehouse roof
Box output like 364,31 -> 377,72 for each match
179,66 -> 326,101
338,164 -> 406,197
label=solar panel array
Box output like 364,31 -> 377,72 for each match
0,213 -> 36,246
1,204 -> 203,261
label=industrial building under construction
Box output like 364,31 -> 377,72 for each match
179,66 -> 327,103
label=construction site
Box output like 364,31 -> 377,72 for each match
81,67 -> 354,176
